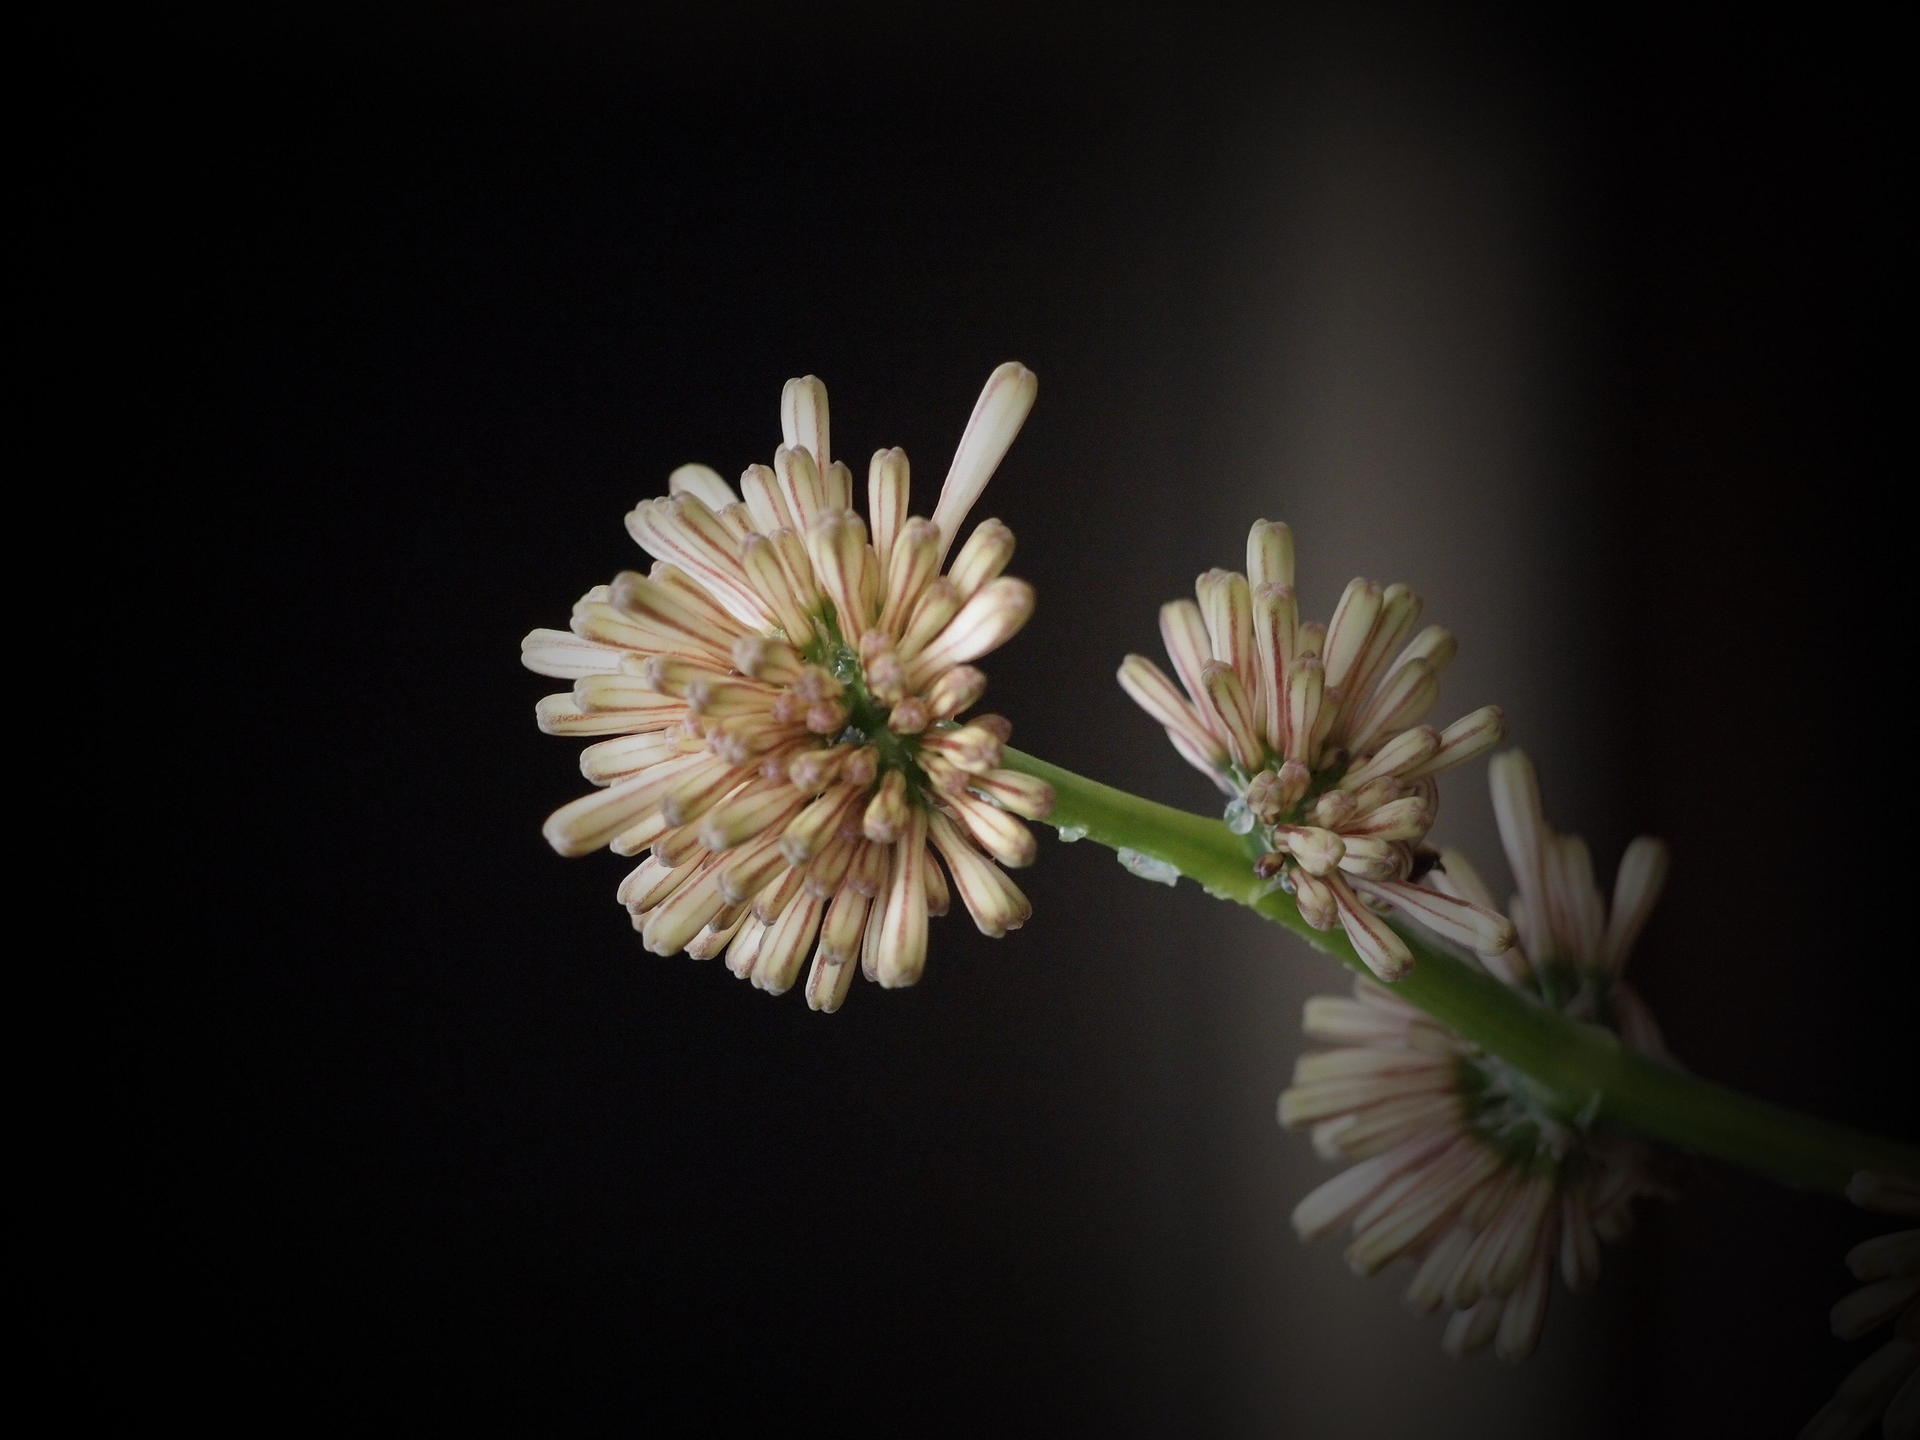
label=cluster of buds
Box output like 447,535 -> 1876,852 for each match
1281,752 -> 1677,1358
1805,1172 -> 1920,1440
1120,520 -> 1512,978
524,365 -> 1052,1010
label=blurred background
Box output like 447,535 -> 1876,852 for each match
86,4 -> 1907,1434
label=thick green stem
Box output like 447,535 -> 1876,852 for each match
1006,747 -> 1920,1195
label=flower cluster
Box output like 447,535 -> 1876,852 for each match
1118,522 -> 1511,979
1804,1172 -> 1920,1440
1279,751 -> 1677,1358
523,365 -> 1052,1011
512,358 -> 1917,1427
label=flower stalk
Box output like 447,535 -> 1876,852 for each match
1004,747 -> 1920,1196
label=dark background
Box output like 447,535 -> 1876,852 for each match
68,5 -> 1910,1435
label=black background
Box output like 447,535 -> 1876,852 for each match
63,5 -> 1911,1435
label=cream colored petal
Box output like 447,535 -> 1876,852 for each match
521,628 -> 628,680
929,362 -> 1036,561
780,376 -> 831,479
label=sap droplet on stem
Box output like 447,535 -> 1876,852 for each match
1117,848 -> 1179,886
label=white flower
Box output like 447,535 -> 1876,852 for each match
524,365 -> 1052,1010
1803,1172 -> 1920,1440
1119,521 -> 1510,979
1279,750 -> 1677,1358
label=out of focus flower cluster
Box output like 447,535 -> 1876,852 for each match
1280,752 -> 1677,1358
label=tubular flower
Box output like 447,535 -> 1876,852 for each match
1279,750 -> 1678,1359
1803,1172 -> 1920,1440
523,364 -> 1052,1011
1118,520 -> 1511,979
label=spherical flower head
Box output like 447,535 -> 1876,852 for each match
1278,751 -> 1678,1359
1117,519 -> 1511,980
1803,1172 -> 1920,1440
523,364 -> 1053,1011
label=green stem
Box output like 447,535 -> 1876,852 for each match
1005,747 -> 1920,1195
